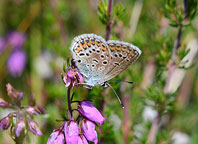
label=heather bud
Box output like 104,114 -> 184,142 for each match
0,116 -> 11,132
17,92 -> 24,100
64,121 -> 79,144
81,120 -> 98,144
15,120 -> 25,137
63,67 -> 84,88
26,106 -> 40,116
0,98 -> 11,108
78,134 -> 88,144
78,101 -> 106,125
47,130 -> 65,144
28,117 -> 42,136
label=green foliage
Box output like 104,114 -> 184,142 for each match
162,0 -> 198,27
144,83 -> 176,114
98,0 -> 110,25
190,126 -> 198,144
98,0 -> 126,26
113,3 -> 126,25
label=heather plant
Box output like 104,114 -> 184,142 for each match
0,83 -> 44,143
0,0 -> 198,144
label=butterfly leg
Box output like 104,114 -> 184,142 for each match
78,83 -> 94,89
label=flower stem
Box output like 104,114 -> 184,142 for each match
147,114 -> 161,144
105,0 -> 114,41
67,86 -> 73,119
171,26 -> 183,60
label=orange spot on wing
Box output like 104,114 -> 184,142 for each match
109,46 -> 116,51
122,48 -> 129,53
87,42 -> 91,47
75,47 -> 83,54
116,47 -> 121,51
101,45 -> 107,51
80,43 -> 87,49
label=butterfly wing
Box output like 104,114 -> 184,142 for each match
70,34 -> 112,86
103,40 -> 142,82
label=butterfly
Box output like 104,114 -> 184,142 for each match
70,33 -> 142,89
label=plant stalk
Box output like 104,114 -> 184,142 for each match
105,0 -> 114,41
67,86 -> 73,119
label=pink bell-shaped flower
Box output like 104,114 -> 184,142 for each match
78,134 -> 88,144
64,121 -> 79,144
78,101 -> 106,125
15,120 -> 25,137
81,120 -> 98,144
47,130 -> 65,144
0,116 -> 11,132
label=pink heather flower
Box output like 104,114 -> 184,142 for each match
26,106 -> 40,116
28,117 -> 42,136
78,101 -> 106,125
17,92 -> 24,100
15,120 -> 25,137
0,98 -> 11,108
7,31 -> 26,48
0,116 -> 11,132
81,120 -> 98,144
47,130 -> 65,144
7,50 -> 26,77
64,121 -> 79,144
78,134 -> 88,144
63,67 -> 84,88
76,72 -> 84,84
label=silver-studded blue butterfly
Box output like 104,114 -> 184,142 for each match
70,33 -> 142,88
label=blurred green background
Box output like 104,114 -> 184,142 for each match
0,0 -> 198,143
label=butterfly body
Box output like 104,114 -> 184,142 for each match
70,34 -> 141,87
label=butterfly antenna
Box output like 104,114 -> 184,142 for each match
106,83 -> 124,109
109,80 -> 135,85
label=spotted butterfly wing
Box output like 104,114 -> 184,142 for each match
70,33 -> 142,86
70,34 -> 112,86
103,40 -> 142,82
